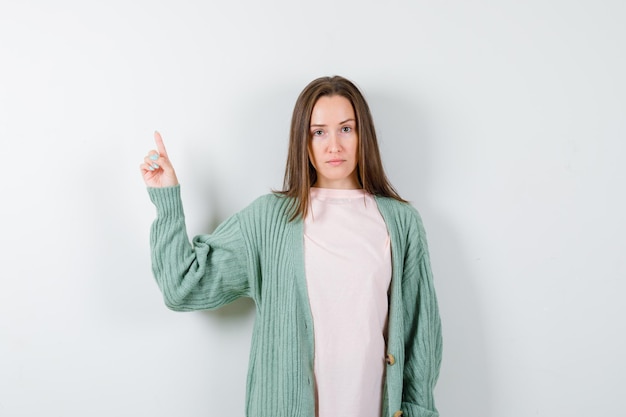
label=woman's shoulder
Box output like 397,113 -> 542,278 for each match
375,196 -> 430,256
237,192 -> 294,222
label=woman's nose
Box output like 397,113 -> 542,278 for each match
328,133 -> 340,152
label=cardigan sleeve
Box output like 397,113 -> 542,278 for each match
147,185 -> 251,311
400,211 -> 443,417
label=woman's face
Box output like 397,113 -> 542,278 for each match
308,95 -> 360,189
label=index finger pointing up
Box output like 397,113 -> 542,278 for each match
154,131 -> 168,157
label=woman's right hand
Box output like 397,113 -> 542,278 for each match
140,131 -> 179,188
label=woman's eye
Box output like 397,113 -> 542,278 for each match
312,130 -> 324,136
341,126 -> 352,133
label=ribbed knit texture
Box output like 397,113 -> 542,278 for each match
148,185 -> 442,417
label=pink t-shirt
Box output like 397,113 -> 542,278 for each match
304,187 -> 392,417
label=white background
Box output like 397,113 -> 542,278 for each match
1,1 -> 624,416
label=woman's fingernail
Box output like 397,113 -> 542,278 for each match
152,163 -> 159,169
148,165 -> 155,171
149,153 -> 159,161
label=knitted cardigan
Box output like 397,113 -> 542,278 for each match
148,185 -> 442,417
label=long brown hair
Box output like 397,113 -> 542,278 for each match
278,75 -> 406,221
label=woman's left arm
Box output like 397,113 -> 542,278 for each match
400,214 -> 443,417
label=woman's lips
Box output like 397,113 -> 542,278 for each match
326,159 -> 345,166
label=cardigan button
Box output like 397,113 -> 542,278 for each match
393,411 -> 403,417
386,353 -> 396,366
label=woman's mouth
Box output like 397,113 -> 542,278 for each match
326,159 -> 345,166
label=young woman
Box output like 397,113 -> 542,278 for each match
140,76 -> 442,417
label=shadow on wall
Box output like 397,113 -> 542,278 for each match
430,215 -> 492,417
370,88 -> 494,417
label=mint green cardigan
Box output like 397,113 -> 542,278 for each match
148,186 -> 442,417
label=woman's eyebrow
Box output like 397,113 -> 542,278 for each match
310,118 -> 355,128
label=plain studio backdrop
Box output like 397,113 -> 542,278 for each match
1,0 -> 624,416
